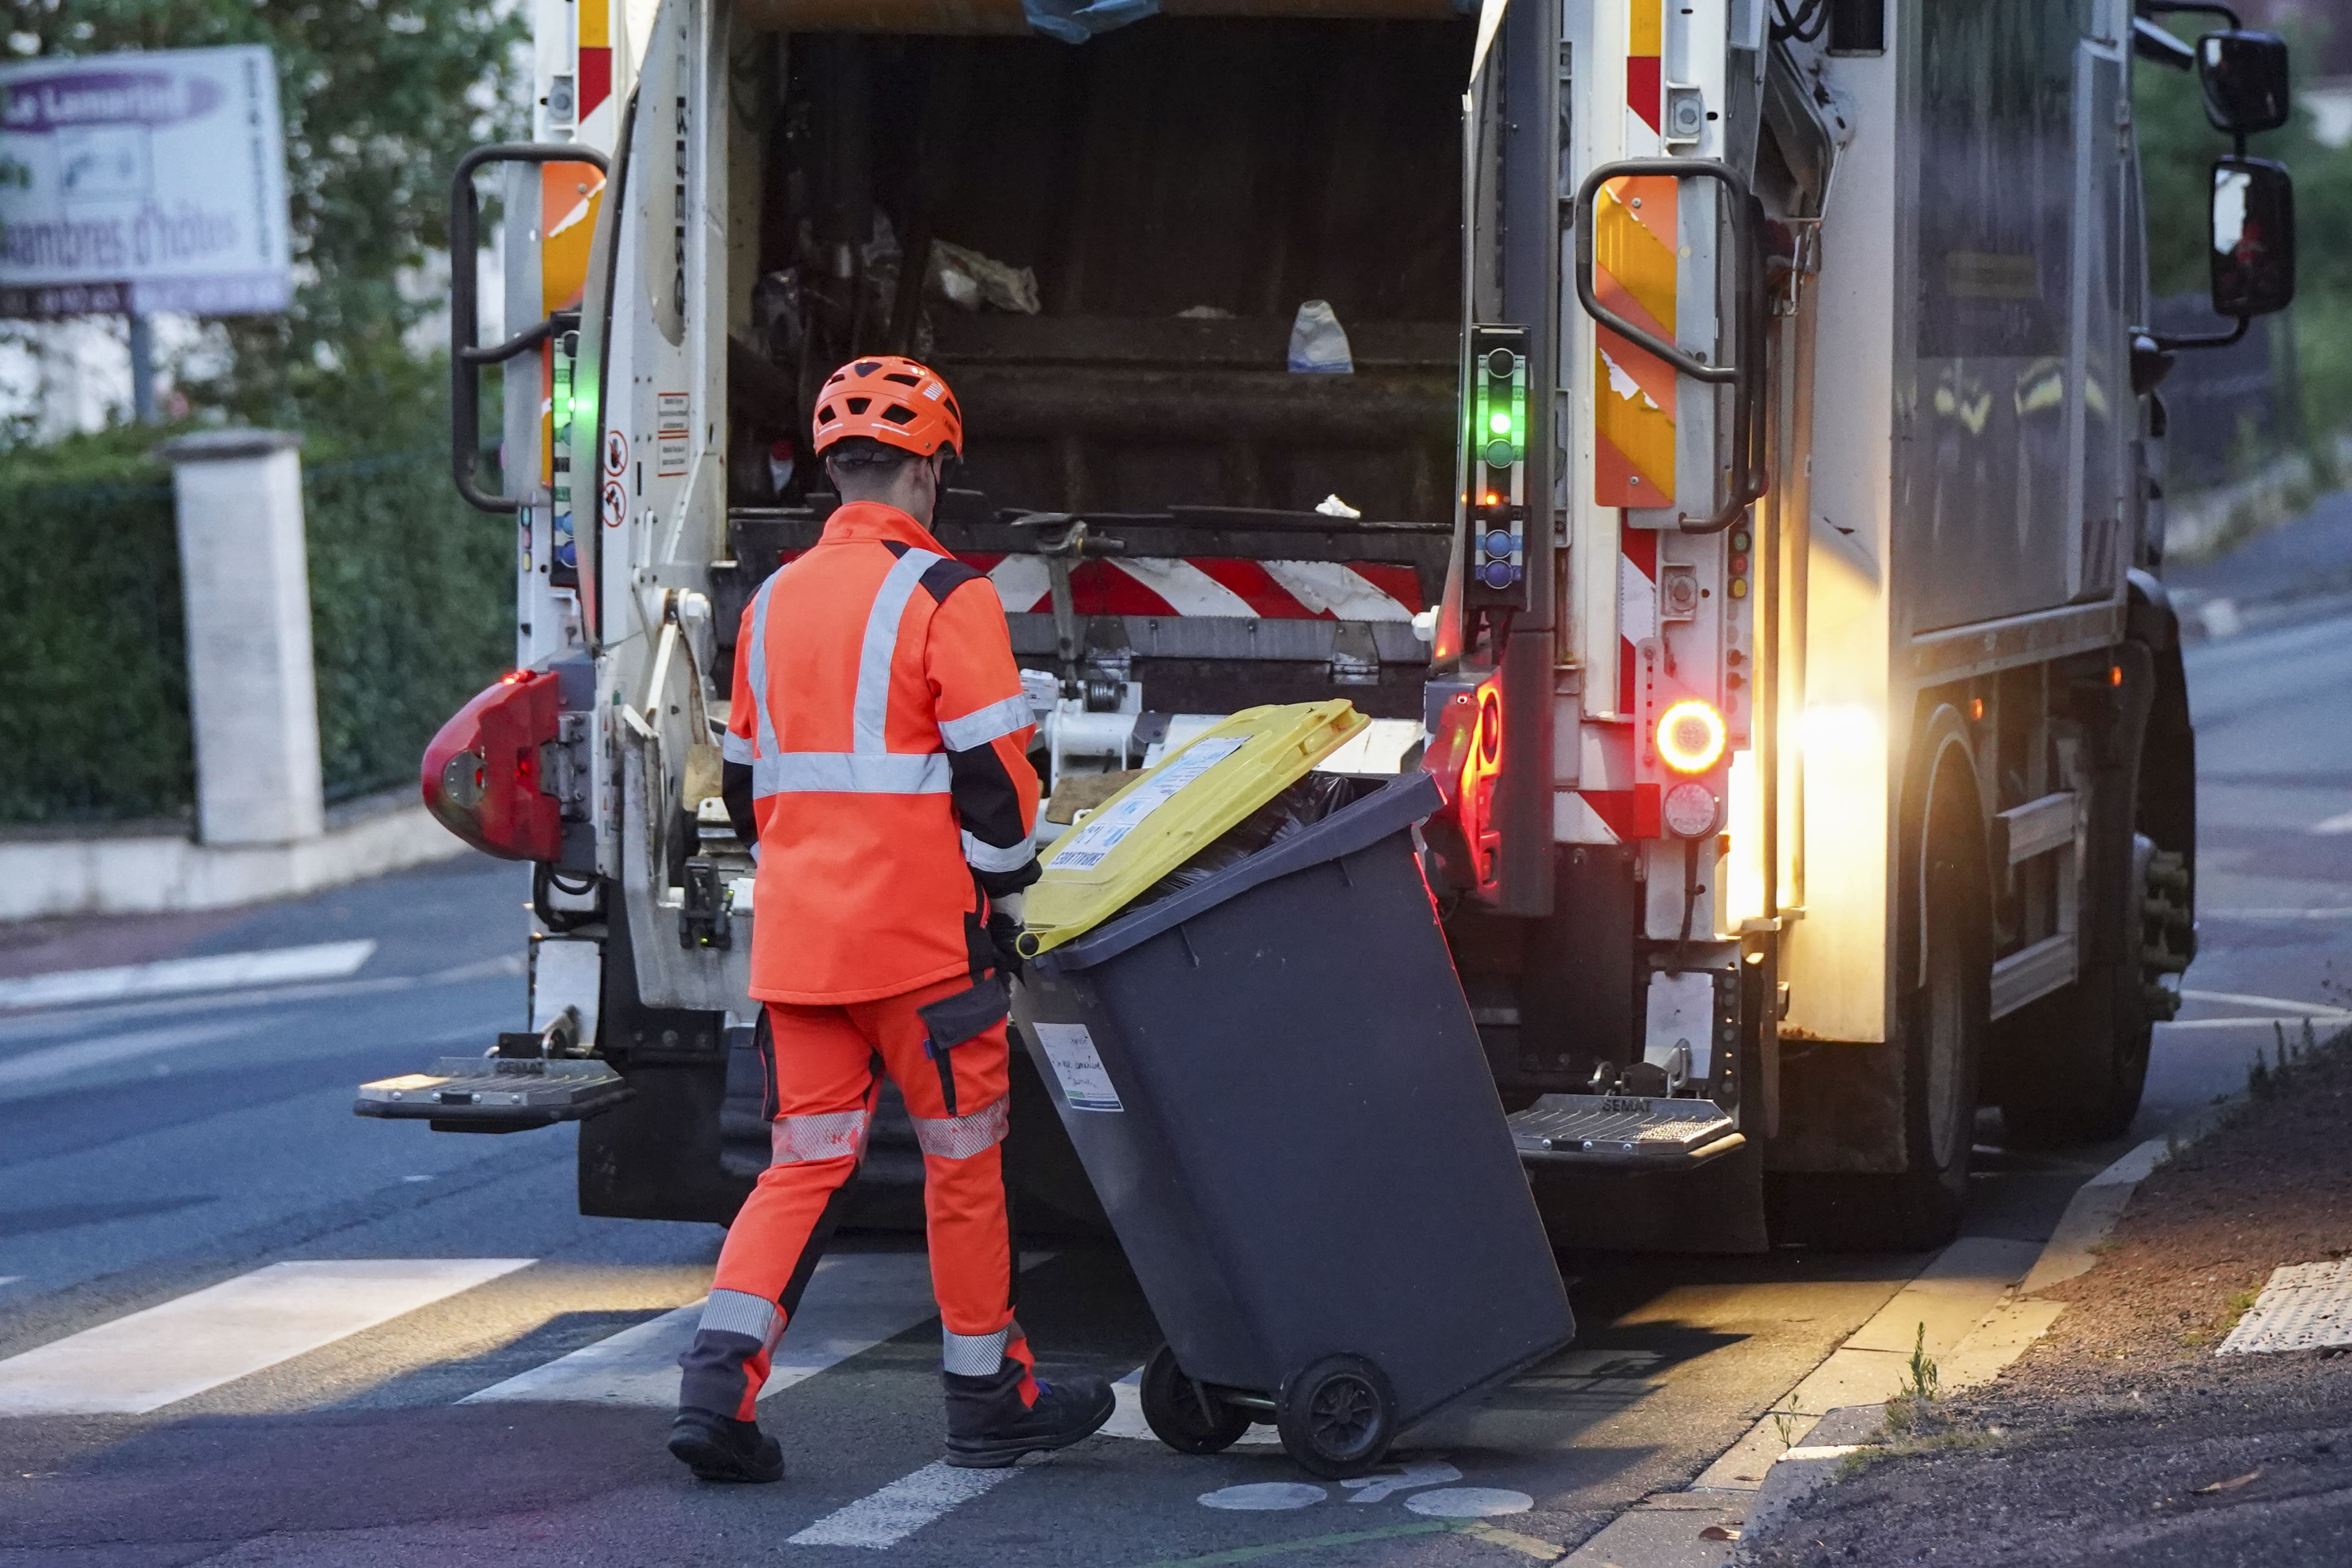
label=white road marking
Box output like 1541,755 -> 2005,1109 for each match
2202,907 -> 2352,921
789,1459 -> 1024,1548
2179,988 -> 2352,1016
0,1258 -> 531,1416
0,940 -> 377,1012
1404,1487 -> 1533,1518
1342,1461 -> 1462,1502
463,1250 -> 939,1406
0,1021 -> 254,1090
1200,1482 -> 1328,1511
2311,809 -> 2352,836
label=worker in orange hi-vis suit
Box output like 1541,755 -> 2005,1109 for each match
668,357 -> 1112,1484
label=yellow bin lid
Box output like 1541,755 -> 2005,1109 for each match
1018,700 -> 1368,957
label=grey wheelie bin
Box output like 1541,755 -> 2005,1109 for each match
1014,768 -> 1574,1478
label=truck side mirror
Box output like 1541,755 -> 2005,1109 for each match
2211,156 -> 2295,319
2198,31 -> 2291,137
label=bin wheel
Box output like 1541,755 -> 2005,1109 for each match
1276,1353 -> 1396,1479
1139,1344 -> 1253,1455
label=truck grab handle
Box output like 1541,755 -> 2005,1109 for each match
1570,158 -> 1769,534
450,142 -> 611,516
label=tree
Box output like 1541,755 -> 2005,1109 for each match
2,0 -> 525,450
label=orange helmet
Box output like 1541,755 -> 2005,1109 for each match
810,356 -> 963,460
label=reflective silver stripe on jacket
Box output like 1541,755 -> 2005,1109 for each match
853,548 -> 943,750
938,694 -> 1033,752
910,1094 -> 1010,1160
961,831 -> 1037,875
941,1324 -> 1011,1376
745,573 -> 782,758
745,548 -> 964,800
720,731 -> 754,765
698,1287 -> 785,1351
754,751 -> 952,796
771,1107 -> 872,1165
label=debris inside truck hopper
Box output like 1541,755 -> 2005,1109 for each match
1287,299 -> 1353,373
1131,770 -> 1354,909
1045,769 -> 1145,826
929,240 -> 1041,315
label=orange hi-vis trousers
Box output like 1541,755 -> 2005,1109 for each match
677,977 -> 1033,1423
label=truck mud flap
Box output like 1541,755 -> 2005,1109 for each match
355,1056 -> 632,1133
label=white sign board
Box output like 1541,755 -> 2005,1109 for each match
0,46 -> 290,319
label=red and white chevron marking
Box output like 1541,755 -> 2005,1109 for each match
772,551 -> 1421,621
976,556 -> 1420,621
1554,528 -> 1662,846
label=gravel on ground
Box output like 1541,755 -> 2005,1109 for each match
1747,1025 -> 2352,1568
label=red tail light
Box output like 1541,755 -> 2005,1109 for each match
420,670 -> 564,861
1420,676 -> 1505,897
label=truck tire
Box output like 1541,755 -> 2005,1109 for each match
1888,815 -> 1990,1247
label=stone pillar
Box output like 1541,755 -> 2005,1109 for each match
157,430 -> 325,846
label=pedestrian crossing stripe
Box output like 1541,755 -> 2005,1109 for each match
464,1250 -> 939,1406
0,1249 -> 1052,1419
790,1460 -> 1025,1549
0,1259 -> 531,1417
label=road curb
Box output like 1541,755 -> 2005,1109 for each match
2013,1136 -> 2172,1297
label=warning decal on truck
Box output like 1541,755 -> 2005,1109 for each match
1031,1023 -> 1122,1112
1049,737 -> 1247,871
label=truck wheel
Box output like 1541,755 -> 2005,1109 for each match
1889,823 -> 1989,1248
1276,1353 -> 1396,1479
1139,1344 -> 1253,1455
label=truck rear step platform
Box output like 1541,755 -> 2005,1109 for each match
1508,1094 -> 1742,1169
354,1057 -> 631,1133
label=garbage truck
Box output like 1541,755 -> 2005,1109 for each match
365,0 -> 2301,1250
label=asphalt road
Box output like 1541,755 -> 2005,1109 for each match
1,605 -> 2348,1568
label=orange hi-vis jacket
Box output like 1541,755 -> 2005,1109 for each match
724,502 -> 1042,1005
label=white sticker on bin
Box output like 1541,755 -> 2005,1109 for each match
1050,737 -> 1247,871
1032,1023 -> 1122,1112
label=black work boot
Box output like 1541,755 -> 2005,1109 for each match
942,1359 -> 1115,1468
668,1408 -> 785,1483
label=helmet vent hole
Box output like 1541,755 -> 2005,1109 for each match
943,394 -> 961,421
881,371 -> 921,387
815,403 -> 835,422
853,360 -> 882,375
879,404 -> 916,425
845,396 -> 871,415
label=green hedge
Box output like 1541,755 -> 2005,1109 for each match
0,440 -> 513,827
307,454 -> 513,804
0,468 -> 191,825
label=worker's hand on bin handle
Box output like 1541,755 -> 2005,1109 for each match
988,890 -> 1027,981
